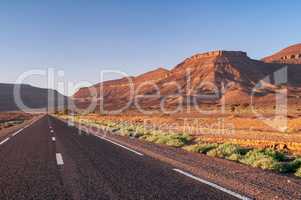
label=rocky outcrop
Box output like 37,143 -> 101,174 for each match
73,68 -> 170,110
73,45 -> 301,113
183,51 -> 248,63
262,43 -> 301,64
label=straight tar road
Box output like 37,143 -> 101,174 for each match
0,115 -> 243,200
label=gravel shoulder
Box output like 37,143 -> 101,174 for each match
55,116 -> 301,200
0,114 -> 42,141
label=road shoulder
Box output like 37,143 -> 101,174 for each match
54,115 -> 301,200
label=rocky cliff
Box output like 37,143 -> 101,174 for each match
73,45 -> 301,113
262,43 -> 301,64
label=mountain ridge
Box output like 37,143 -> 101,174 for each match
262,43 -> 301,64
73,44 -> 301,112
0,83 -> 68,112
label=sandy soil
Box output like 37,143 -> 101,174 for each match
78,111 -> 301,154
0,112 -> 35,140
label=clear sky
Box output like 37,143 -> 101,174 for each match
1,1 -> 300,95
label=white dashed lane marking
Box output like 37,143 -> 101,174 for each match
56,153 -> 64,165
173,169 -> 251,200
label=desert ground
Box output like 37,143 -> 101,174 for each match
63,106 -> 301,152
0,112 -> 34,139
55,103 -> 301,181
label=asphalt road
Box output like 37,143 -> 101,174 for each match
0,115 -> 242,200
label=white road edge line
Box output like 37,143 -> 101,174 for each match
173,169 -> 252,200
0,137 -> 10,145
52,137 -> 56,142
12,117 -> 42,137
12,128 -> 24,137
57,118 -> 143,156
56,153 -> 64,165
96,135 -> 144,156
0,116 -> 44,146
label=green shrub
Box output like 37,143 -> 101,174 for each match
277,158 -> 301,173
131,131 -> 144,138
227,153 -> 243,162
276,162 -> 294,173
134,126 -> 148,136
165,138 -> 187,147
196,143 -> 218,153
240,149 -> 266,165
143,133 -> 192,147
251,157 -> 279,170
126,127 -> 135,132
111,128 -> 120,132
207,143 -> 248,158
156,135 -> 171,144
289,158 -> 301,171
183,143 -> 218,153
263,148 -> 286,161
119,128 -> 133,137
173,134 -> 192,144
196,143 -> 217,153
240,149 -> 280,170
183,144 -> 201,153
295,167 -> 301,177
163,134 -> 190,147
144,134 -> 160,143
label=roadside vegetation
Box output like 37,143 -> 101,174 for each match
0,120 -> 24,129
0,112 -> 31,130
58,114 -> 301,178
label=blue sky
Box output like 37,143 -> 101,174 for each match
0,1 -> 300,95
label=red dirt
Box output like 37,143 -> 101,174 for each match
73,46 -> 301,112
0,112 -> 32,126
263,43 -> 301,64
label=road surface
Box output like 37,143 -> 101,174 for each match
0,115 -> 244,200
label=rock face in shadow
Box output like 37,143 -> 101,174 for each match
73,46 -> 301,112
0,83 -> 68,112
